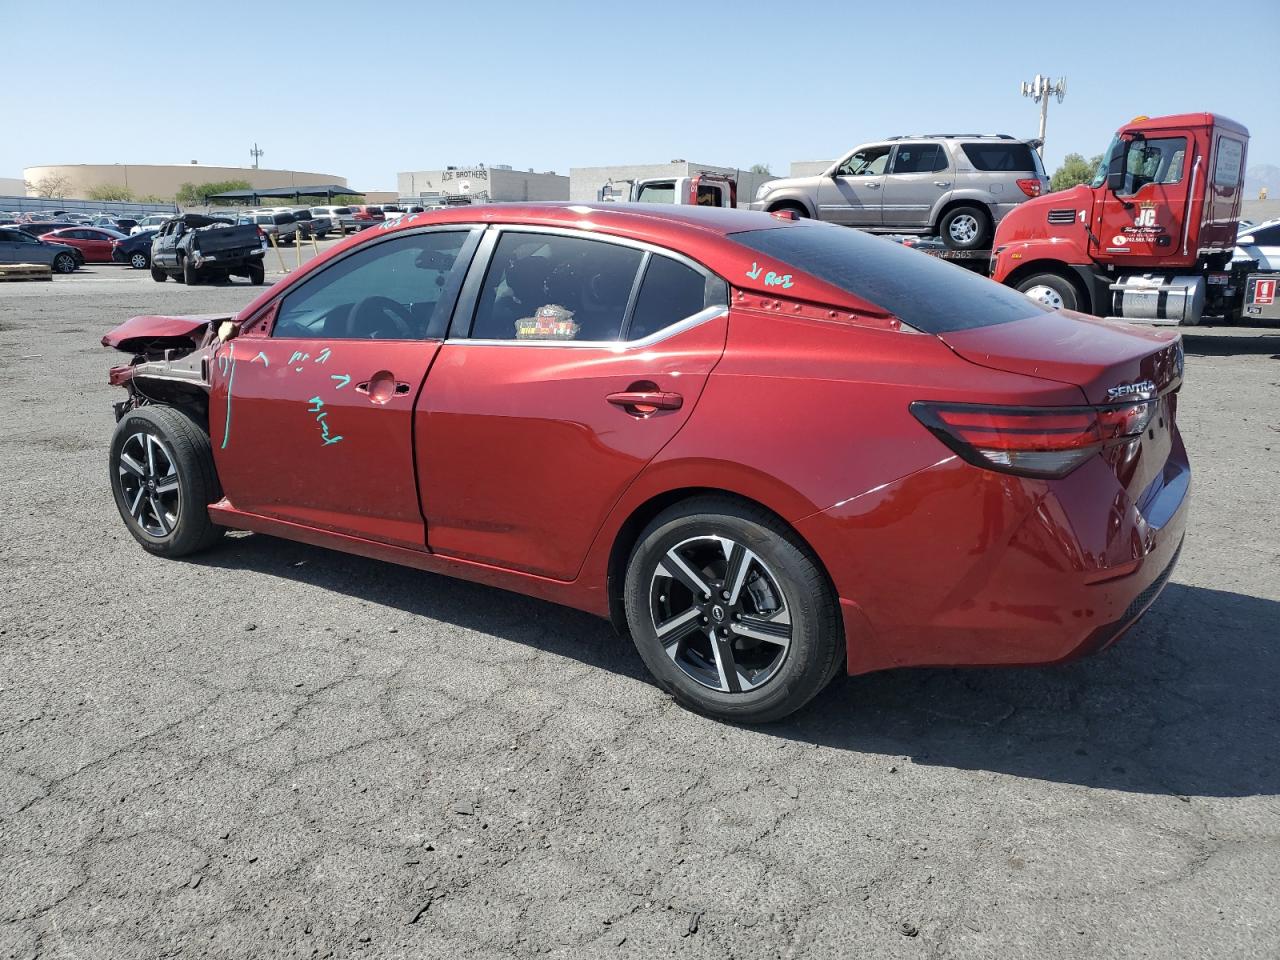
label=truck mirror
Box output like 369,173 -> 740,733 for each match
1106,169 -> 1127,193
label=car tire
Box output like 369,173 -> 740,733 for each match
130,251 -> 149,270
769,202 -> 809,219
623,496 -> 842,724
53,252 -> 77,274
246,262 -> 265,285
1015,272 -> 1080,311
182,258 -> 200,285
940,205 -> 991,251
150,266 -> 167,282
109,405 -> 225,558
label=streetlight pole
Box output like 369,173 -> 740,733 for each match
250,143 -> 265,169
1020,75 -> 1067,156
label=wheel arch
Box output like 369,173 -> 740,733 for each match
1002,259 -> 1095,313
602,485 -> 835,636
932,196 -> 994,234
765,196 -> 817,219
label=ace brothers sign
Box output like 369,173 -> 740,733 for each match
439,167 -> 491,203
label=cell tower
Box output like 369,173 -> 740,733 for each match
250,143 -> 265,169
1020,75 -> 1066,155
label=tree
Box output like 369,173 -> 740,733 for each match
1051,153 -> 1103,192
175,179 -> 253,206
86,183 -> 135,201
748,163 -> 772,175
26,174 -> 71,198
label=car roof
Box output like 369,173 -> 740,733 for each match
1240,218 -> 1280,234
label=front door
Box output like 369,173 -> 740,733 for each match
210,227 -> 477,549
817,144 -> 890,226
881,142 -> 951,229
417,228 -> 729,580
1093,130 -> 1193,263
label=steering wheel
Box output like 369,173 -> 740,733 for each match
348,295 -> 414,340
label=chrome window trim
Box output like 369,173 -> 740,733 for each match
449,305 -> 727,351
450,223 -> 729,347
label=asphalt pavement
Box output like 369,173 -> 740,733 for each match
1,267 -> 1278,959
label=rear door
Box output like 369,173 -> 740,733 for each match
82,228 -> 115,261
882,142 -> 950,229
817,145 -> 890,226
416,227 -> 729,579
210,227 -> 479,549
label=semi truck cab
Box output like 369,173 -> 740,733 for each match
991,113 -> 1251,325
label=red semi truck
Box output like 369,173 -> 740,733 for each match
989,113 -> 1265,325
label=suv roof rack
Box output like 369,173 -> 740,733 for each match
885,133 -> 1016,141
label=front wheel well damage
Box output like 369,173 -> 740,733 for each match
603,487 -> 834,636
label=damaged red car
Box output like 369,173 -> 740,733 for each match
103,205 -> 1188,723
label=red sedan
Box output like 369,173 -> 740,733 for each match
42,226 -> 126,263
101,205 -> 1188,722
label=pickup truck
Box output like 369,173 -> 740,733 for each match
600,172 -> 738,208
150,213 -> 267,285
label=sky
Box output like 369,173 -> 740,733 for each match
3,0 -> 1277,190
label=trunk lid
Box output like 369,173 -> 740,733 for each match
938,311 -> 1184,405
940,311 -> 1186,501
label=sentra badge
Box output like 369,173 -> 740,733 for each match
1107,379 -> 1157,400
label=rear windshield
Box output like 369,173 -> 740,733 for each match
961,142 -> 1038,172
332,207 -> 351,215
729,223 -> 1045,333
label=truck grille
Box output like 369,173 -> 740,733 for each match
1047,208 -> 1076,225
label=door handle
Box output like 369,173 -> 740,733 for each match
934,181 -> 952,188
607,390 -> 683,414
356,371 -> 411,404
864,182 -> 881,189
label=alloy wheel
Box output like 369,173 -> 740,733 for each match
949,214 -> 978,245
130,252 -> 148,269
117,432 -> 181,537
648,535 -> 792,693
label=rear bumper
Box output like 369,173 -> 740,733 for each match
796,437 -> 1190,675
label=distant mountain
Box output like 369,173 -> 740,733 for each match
1245,164 -> 1279,196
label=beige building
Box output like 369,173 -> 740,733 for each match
22,163 -> 348,201
397,165 -> 568,204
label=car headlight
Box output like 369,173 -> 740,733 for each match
755,182 -> 778,201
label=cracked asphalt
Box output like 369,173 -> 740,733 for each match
1,267 -> 1278,960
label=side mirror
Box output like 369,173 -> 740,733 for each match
1106,169 -> 1127,193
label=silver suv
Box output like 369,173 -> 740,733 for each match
749,134 -> 1049,250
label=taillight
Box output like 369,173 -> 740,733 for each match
1016,178 -> 1043,198
910,400 -> 1156,479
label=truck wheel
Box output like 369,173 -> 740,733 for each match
940,205 -> 991,251
623,496 -> 842,724
1016,272 -> 1079,311
246,262 -> 265,285
150,266 -> 167,282
182,258 -> 200,285
109,405 -> 225,558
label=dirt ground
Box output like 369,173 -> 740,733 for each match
1,265 -> 1278,960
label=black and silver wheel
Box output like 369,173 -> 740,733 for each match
109,406 -> 224,557
53,252 -> 77,274
1015,272 -> 1079,311
624,498 -> 842,723
129,251 -> 149,270
940,204 -> 991,251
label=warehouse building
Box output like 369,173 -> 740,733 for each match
21,163 -> 348,201
569,162 -> 777,205
396,165 -> 568,204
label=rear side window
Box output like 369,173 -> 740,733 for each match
628,255 -> 727,340
730,222 -> 1045,333
892,144 -> 948,174
1214,137 -> 1245,188
333,207 -> 352,215
695,184 -> 723,206
961,142 -> 1038,172
470,232 -> 644,341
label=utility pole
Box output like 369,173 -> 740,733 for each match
250,143 -> 265,169
1019,75 -> 1066,156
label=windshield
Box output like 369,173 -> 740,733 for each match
730,222 -> 1046,333
1090,135 -> 1121,188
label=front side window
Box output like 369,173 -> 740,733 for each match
273,231 -> 471,341
470,233 -> 644,342
891,144 -> 947,175
635,182 -> 675,204
837,146 -> 891,177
